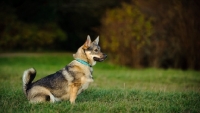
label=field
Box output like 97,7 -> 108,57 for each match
0,53 -> 200,113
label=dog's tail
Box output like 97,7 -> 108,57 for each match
22,68 -> 36,96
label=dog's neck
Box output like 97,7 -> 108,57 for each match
73,47 -> 94,66
75,59 -> 92,67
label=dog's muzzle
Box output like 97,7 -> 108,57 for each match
93,53 -> 107,62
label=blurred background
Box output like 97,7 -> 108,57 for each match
0,0 -> 199,70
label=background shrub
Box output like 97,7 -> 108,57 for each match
100,0 -> 200,70
100,2 -> 154,68
0,10 -> 66,51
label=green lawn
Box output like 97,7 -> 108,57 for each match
0,53 -> 200,113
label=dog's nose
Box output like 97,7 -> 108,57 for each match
103,53 -> 107,59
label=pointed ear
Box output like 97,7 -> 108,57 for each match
83,35 -> 91,49
93,36 -> 99,45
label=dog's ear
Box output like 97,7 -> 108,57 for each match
93,36 -> 99,45
83,35 -> 91,49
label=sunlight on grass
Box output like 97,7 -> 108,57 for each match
0,53 -> 200,112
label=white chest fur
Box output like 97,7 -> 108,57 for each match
77,70 -> 94,95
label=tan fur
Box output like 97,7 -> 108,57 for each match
22,35 -> 107,104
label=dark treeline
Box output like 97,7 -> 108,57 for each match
0,0 -> 200,70
0,0 -> 125,51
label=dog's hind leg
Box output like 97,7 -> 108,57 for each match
28,86 -> 55,103
29,94 -> 57,103
29,94 -> 51,103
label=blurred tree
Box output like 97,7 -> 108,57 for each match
136,0 -> 200,69
100,2 -> 154,67
100,0 -> 200,70
57,0 -> 126,51
0,0 -> 128,51
0,1 -> 66,51
0,0 -> 66,51
1,0 -> 199,70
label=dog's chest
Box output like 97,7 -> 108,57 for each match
79,81 -> 90,93
78,68 -> 93,94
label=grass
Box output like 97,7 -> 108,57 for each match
0,53 -> 200,113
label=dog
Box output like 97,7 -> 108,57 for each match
22,35 -> 107,104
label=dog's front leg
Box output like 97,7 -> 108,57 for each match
69,84 -> 79,104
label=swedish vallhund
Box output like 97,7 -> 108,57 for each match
22,35 -> 107,104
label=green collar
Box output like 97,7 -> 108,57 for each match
76,59 -> 92,67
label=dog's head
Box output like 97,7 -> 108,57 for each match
73,35 -> 107,66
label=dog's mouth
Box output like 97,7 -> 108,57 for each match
93,54 -> 107,62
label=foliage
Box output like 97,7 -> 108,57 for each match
0,7 -> 66,51
0,0 -> 199,70
100,0 -> 200,70
137,0 -> 200,70
0,53 -> 200,112
57,0 -> 124,51
100,2 -> 154,68
0,0 -> 125,51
